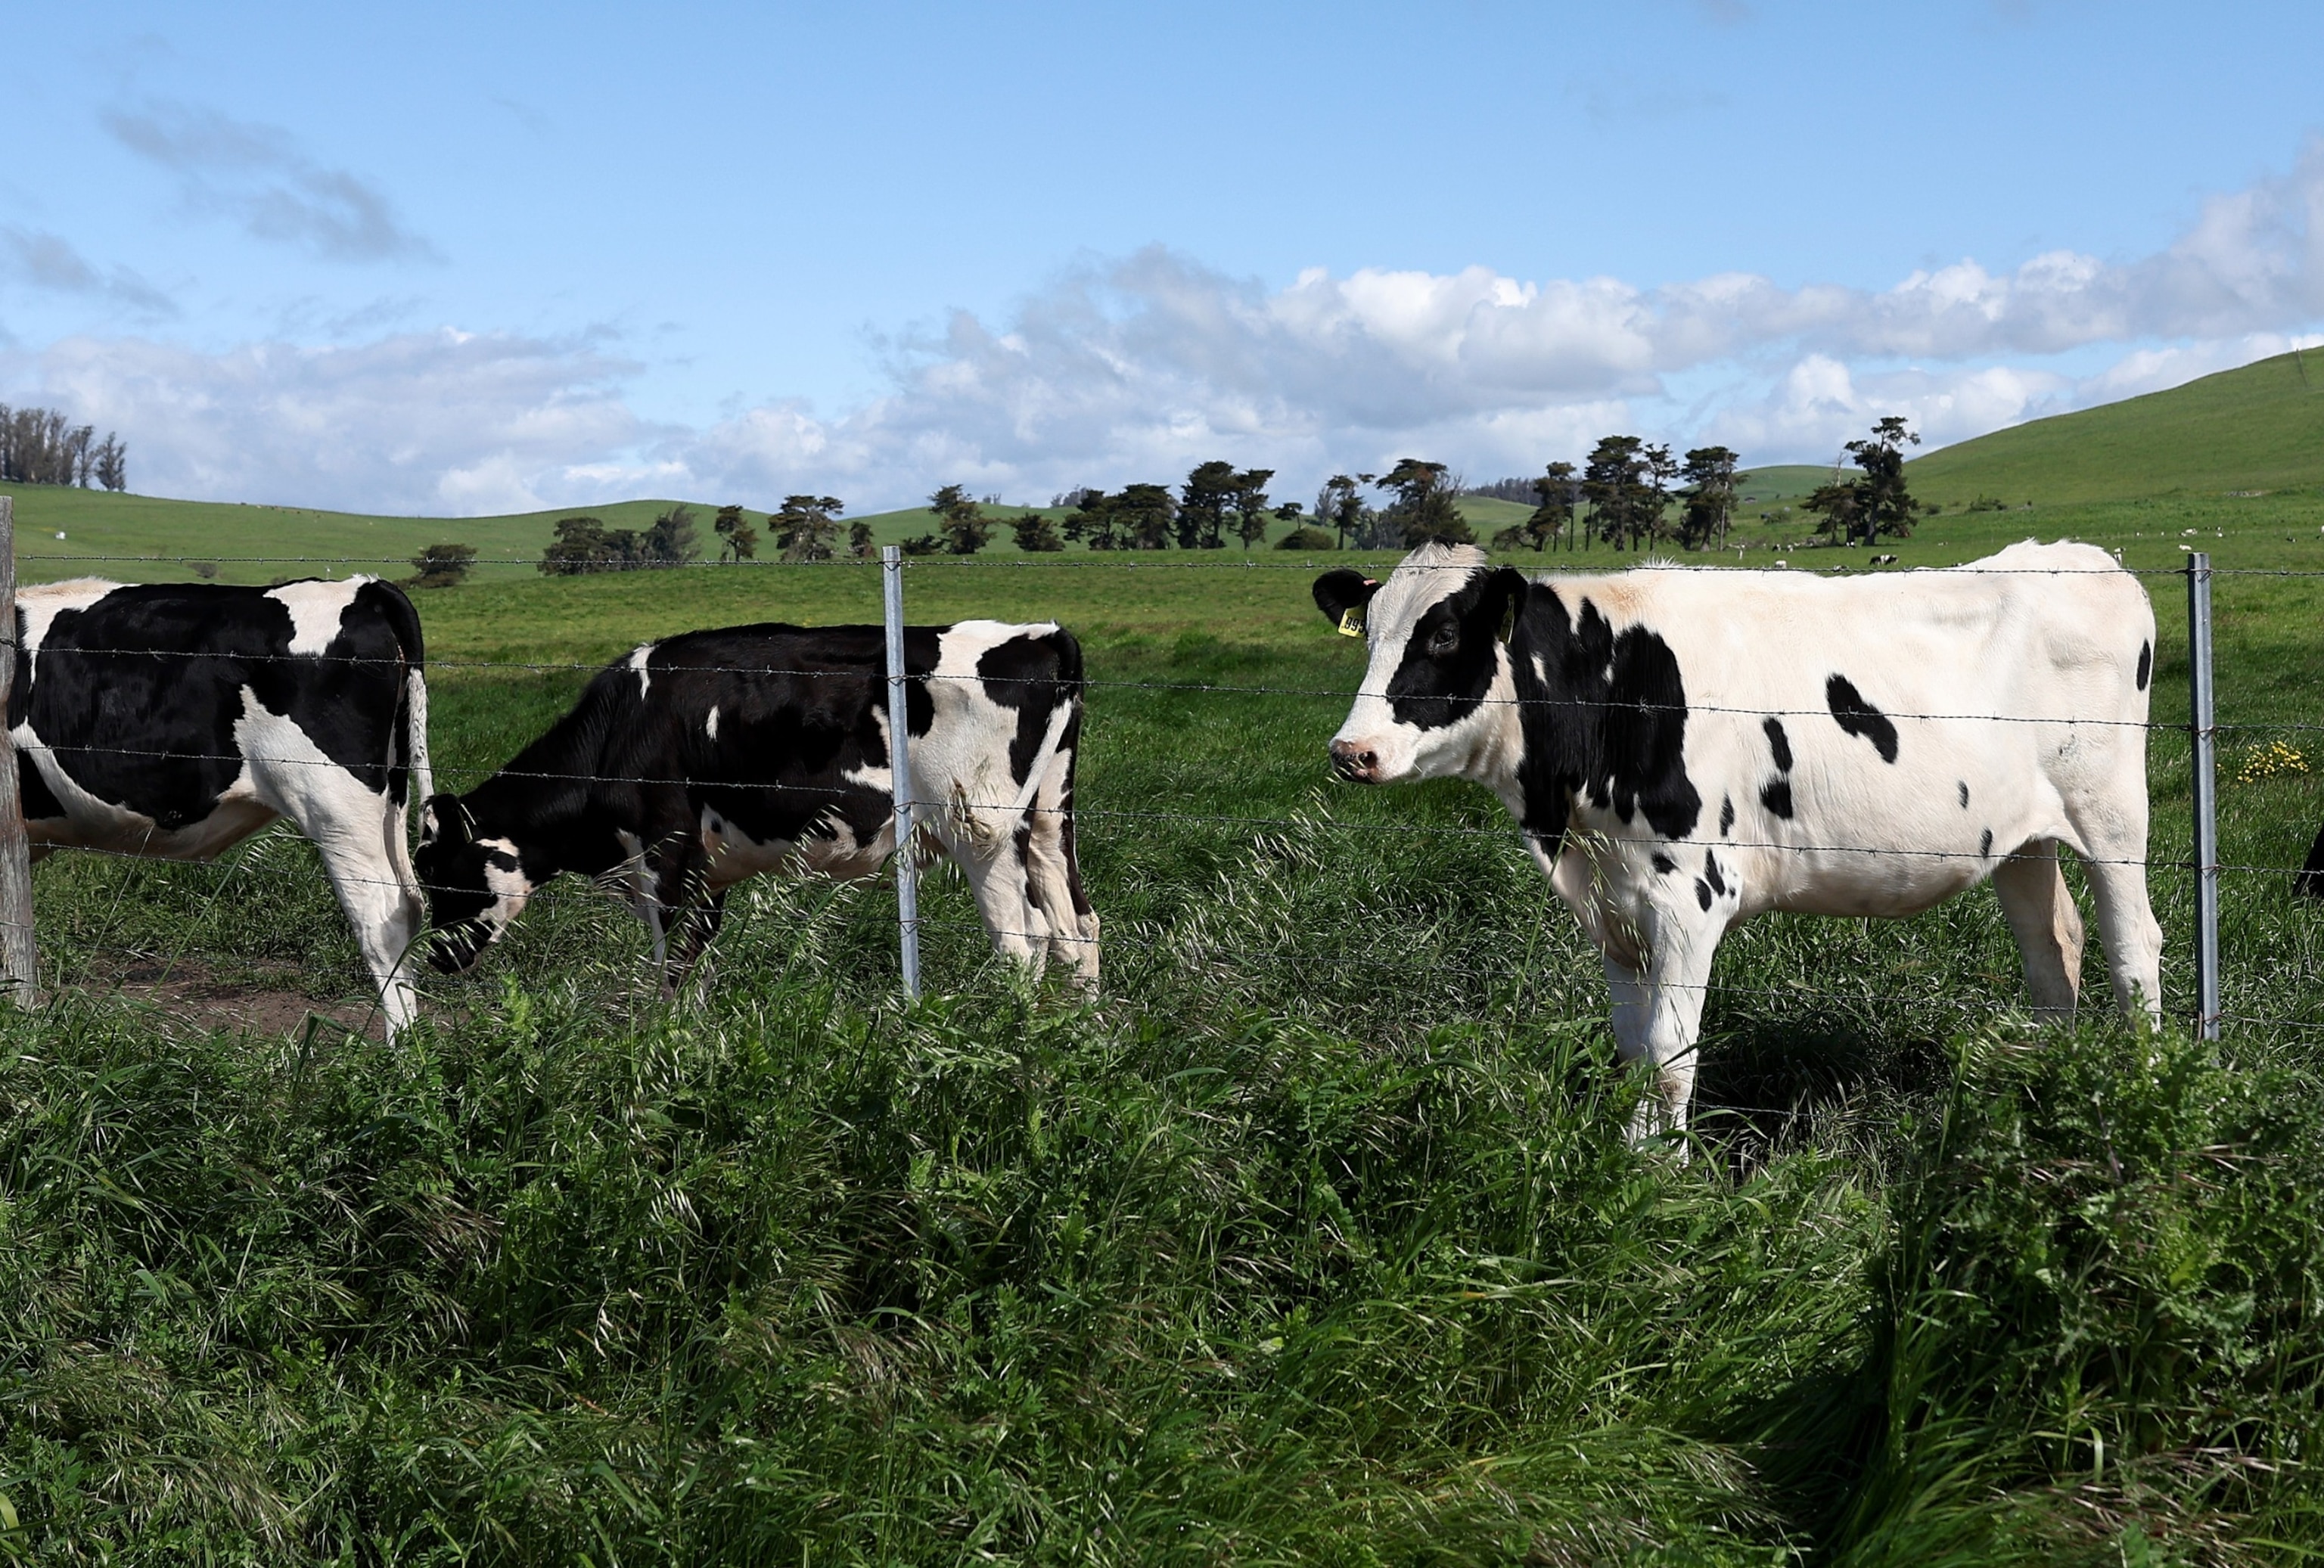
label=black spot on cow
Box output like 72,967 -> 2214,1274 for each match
1703,850 -> 1726,896
1378,567 -> 1529,736
1825,674 -> 1899,763
1503,585 -> 1701,853
1980,827 -> 1993,859
2136,640 -> 2152,692
977,631 -> 1084,790
1695,878 -> 1713,911
1651,852 -> 1678,874
1762,716 -> 1792,772
1760,778 -> 1793,819
1719,793 -> 1734,836
1958,781 -> 1970,809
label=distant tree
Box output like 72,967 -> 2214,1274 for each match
1803,418 -> 1922,545
644,504 -> 701,566
1803,481 -> 1864,543
1315,475 -> 1369,550
92,433 -> 127,492
1678,446 -> 1741,550
1179,459 -> 1239,549
1523,461 -> 1579,551
713,503 -> 761,562
1113,483 -> 1178,549
1011,511 -> 1065,551
1583,436 -> 1654,550
1232,467 -> 1276,550
899,531 -> 946,556
927,483 -> 993,554
773,494 -> 845,561
1375,458 -> 1473,546
1063,489 -> 1120,550
1845,416 -> 1922,542
1274,524 -> 1337,551
539,516 -> 613,575
847,520 -> 876,557
0,404 -> 123,488
1644,444 -> 1676,545
408,542 -> 477,588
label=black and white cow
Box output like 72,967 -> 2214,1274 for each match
416,618 -> 1098,990
13,576 -> 432,1030
1315,540 -> 2164,1139
2298,825 -> 2324,898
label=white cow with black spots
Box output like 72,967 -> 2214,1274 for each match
1314,540 -> 2163,1140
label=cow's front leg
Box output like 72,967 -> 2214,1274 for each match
1619,908 -> 1718,1147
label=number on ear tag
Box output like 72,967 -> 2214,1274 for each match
1338,608 -> 1365,638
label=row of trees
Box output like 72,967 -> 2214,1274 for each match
0,405 -> 126,490
1481,418 -> 1921,554
517,415 -> 1927,576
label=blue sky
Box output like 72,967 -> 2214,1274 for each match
5,0 -> 2324,515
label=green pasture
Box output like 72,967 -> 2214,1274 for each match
1910,346 -> 2324,505
4,487 -> 2324,1560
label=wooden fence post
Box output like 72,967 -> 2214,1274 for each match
0,496 -> 39,1006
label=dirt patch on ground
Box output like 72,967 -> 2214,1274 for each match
55,957 -> 393,1040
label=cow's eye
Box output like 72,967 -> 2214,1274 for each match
1428,626 -> 1458,657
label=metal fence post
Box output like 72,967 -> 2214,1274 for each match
2186,553 -> 2220,1041
882,546 -> 921,999
0,497 -> 37,1007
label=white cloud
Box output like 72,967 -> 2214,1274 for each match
11,329 -> 648,514
9,139 -> 2324,513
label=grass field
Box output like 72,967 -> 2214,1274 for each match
8,377 -> 2324,1557
1909,348 -> 2324,506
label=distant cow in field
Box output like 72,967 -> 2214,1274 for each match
13,577 -> 431,1031
416,619 -> 1098,991
1315,540 -> 2163,1140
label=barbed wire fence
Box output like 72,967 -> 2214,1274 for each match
0,494 -> 2319,1139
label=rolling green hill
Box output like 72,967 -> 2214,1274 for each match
1909,346 -> 2324,505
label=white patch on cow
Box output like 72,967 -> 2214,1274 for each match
472,835 -> 537,941
266,577 -> 366,655
705,704 -> 719,741
629,644 -> 654,697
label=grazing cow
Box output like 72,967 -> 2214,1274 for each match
416,619 -> 1098,991
12,576 -> 431,1030
1315,540 -> 2163,1139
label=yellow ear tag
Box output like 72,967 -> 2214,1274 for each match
1338,608 -> 1366,638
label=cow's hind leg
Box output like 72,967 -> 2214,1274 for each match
2065,809 -> 2165,1026
1602,913 -> 1715,1147
303,792 -> 423,1036
1993,838 -> 2083,1020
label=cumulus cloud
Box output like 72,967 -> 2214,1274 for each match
105,101 -> 439,264
11,328 -> 647,514
11,139 -> 2324,514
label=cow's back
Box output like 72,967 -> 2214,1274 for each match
14,576 -> 423,827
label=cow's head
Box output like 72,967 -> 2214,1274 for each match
415,794 -> 536,973
1315,543 -> 1527,785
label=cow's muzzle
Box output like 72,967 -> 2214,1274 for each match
1328,738 -> 1381,784
426,924 -> 489,975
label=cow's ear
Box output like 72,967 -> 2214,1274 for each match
1313,570 -> 1381,636
421,793 -> 465,845
1485,567 -> 1528,645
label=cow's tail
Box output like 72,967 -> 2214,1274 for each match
406,666 -> 433,811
